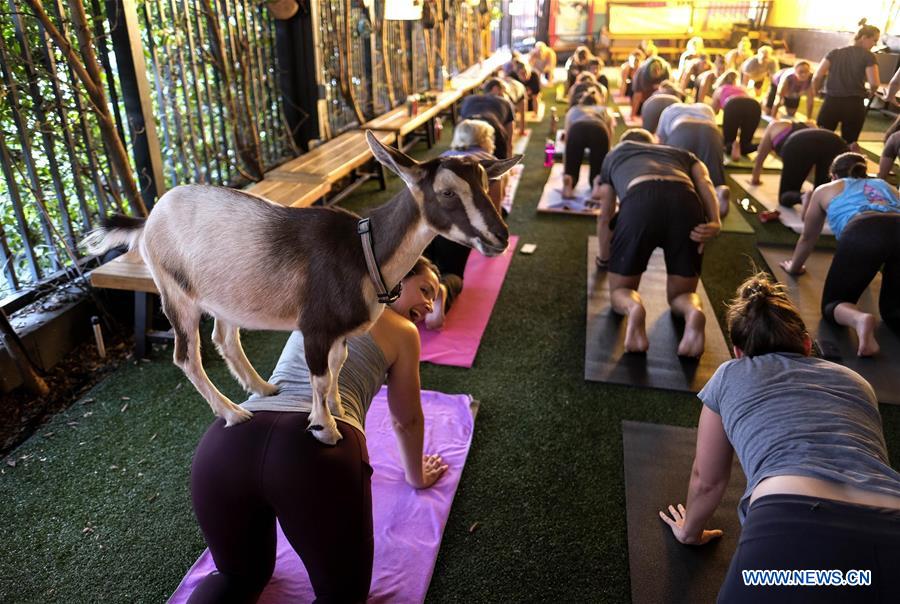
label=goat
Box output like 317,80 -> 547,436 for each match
84,131 -> 521,445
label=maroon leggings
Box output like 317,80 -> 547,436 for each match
188,411 -> 373,603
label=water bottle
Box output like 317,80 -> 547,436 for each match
544,139 -> 555,168
434,117 -> 443,141
549,106 -> 558,136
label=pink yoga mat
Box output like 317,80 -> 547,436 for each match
169,388 -> 476,604
418,235 -> 518,367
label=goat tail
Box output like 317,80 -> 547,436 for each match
82,214 -> 147,256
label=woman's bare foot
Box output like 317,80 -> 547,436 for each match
624,304 -> 649,353
677,309 -> 706,358
855,313 -> 880,357
562,174 -> 575,199
730,140 -> 741,162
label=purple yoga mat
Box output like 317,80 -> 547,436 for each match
169,388 -> 476,604
418,235 -> 518,367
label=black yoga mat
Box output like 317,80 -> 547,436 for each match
623,421 -> 746,604
758,245 -> 900,405
585,238 -> 732,392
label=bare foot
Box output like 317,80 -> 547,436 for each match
855,313 -> 880,357
562,174 -> 575,199
730,140 -> 741,162
624,304 -> 649,353
716,186 -> 730,218
677,309 -> 706,358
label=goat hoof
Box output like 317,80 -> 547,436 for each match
308,424 -> 343,446
222,405 -> 253,427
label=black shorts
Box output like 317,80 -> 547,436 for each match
610,180 -> 705,277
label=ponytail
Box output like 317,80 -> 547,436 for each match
727,273 -> 808,356
855,18 -> 880,41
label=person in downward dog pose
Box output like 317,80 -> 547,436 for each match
781,152 -> 900,357
710,70 -> 761,160
594,129 -> 722,357
562,87 -> 614,199
84,132 -> 519,446
660,273 -> 900,603
187,256 -> 449,603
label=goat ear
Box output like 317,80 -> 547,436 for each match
481,154 -> 523,180
366,130 -> 425,188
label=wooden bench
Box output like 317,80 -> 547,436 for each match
267,129 -> 396,202
363,103 -> 443,152
245,175 -> 331,208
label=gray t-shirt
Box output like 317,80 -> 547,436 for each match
599,140 -> 698,196
641,94 -> 680,134
242,331 -> 388,435
667,119 -> 725,186
699,353 -> 900,523
824,46 -> 876,97
656,102 -> 716,142
565,104 -> 613,130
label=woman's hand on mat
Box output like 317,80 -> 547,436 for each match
690,221 -> 721,243
779,259 -> 805,275
658,504 -> 723,545
411,454 -> 448,489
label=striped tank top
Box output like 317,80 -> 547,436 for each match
242,331 -> 388,436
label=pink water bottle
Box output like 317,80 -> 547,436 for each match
544,139 -> 555,167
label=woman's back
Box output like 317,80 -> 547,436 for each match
243,331 -> 387,435
826,178 -> 900,237
700,352 -> 900,522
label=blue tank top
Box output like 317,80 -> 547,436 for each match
242,331 -> 388,436
827,178 -> 900,238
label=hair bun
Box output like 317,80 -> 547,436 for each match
858,18 -> 868,27
850,161 -> 868,178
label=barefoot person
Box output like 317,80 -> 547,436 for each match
562,87 -> 613,199
781,153 -> 900,357
660,273 -> 900,602
594,129 -> 721,357
751,119 -> 848,208
710,71 -> 761,160
187,257 -> 448,602
765,61 -> 814,118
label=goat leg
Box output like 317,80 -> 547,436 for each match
211,317 -> 279,396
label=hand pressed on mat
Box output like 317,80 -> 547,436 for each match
658,503 -> 724,545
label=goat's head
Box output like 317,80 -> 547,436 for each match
367,131 -> 520,256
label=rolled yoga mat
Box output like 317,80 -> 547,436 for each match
537,164 -> 601,216
758,245 -> 900,405
729,172 -> 824,235
585,238 -> 732,392
419,236 -> 518,367
169,387 -> 478,604
623,420 -> 746,604
501,164 -> 524,215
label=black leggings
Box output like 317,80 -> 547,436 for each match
563,119 -> 610,189
822,213 -> 900,327
817,95 -> 868,145
189,412 -> 373,604
778,129 -> 848,206
718,494 -> 900,603
722,96 -> 761,155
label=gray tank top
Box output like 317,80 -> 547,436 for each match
242,331 -> 388,435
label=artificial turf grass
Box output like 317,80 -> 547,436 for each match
3,91 -> 900,604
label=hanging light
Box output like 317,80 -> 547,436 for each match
384,0 -> 423,20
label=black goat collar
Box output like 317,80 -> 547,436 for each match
357,218 -> 402,304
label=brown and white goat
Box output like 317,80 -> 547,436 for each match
84,131 -> 520,444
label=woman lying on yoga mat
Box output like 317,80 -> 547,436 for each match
660,273 -> 900,603
751,120 -> 848,208
812,21 -> 881,149
710,70 -> 761,160
593,128 -> 722,357
187,257 -> 448,603
781,153 -> 900,357
423,120 -> 501,328
561,88 -> 613,200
